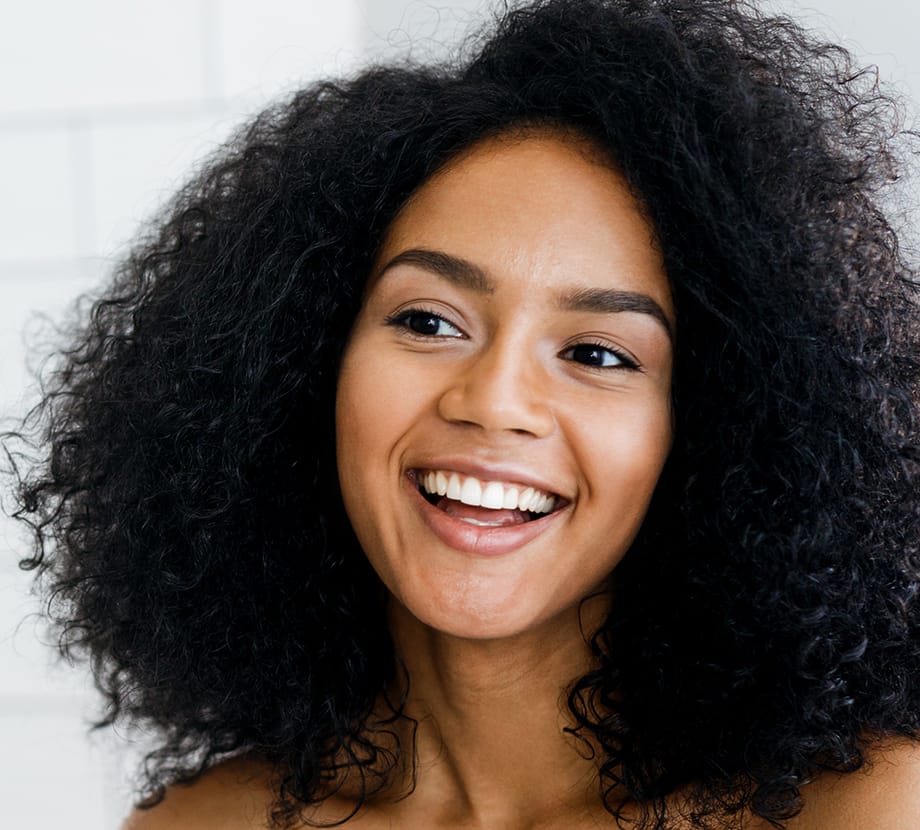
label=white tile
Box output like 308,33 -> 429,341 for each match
0,558 -> 96,698
0,269 -> 100,418
220,0 -> 363,101
0,511 -> 32,574
101,733 -> 150,830
0,128 -> 79,261
0,1 -> 209,115
90,111 -> 238,258
359,0 -> 490,62
0,709 -> 110,828
763,0 -> 920,102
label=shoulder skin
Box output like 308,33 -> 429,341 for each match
121,741 -> 920,829
121,755 -> 277,830
782,738 -> 920,830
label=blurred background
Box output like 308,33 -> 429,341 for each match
0,1 -> 917,827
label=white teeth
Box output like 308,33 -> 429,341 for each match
459,517 -> 508,527
518,487 -> 535,511
460,477 -> 482,506
481,481 -> 505,509
417,470 -> 557,514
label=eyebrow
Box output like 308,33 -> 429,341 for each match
376,247 -> 673,341
377,248 -> 494,293
559,286 -> 673,341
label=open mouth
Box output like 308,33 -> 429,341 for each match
411,468 -> 566,526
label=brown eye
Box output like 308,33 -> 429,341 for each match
563,343 -> 638,370
408,313 -> 445,335
387,309 -> 463,338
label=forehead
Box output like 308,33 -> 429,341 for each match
370,128 -> 674,323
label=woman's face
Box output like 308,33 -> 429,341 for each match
336,130 -> 674,640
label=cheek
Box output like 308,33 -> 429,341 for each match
579,394 -> 673,512
336,348 -> 389,498
336,349 -> 393,569
334,341 -> 428,522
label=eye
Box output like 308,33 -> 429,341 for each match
562,341 -> 639,370
386,308 -> 464,338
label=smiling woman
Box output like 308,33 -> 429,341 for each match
337,131 -> 674,640
4,0 -> 920,829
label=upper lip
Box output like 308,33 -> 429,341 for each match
407,456 -> 568,501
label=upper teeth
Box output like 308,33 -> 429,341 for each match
418,470 -> 557,514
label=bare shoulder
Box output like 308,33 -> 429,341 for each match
121,755 -> 278,830
789,737 -> 920,829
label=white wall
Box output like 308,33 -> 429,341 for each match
0,1 -> 916,827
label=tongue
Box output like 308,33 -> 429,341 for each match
436,496 -> 530,526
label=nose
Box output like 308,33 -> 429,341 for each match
436,335 -> 555,438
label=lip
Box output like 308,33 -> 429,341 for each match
404,470 -> 569,557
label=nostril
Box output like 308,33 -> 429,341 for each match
435,369 -> 555,439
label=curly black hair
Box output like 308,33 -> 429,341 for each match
4,0 -> 920,827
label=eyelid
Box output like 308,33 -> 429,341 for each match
384,305 -> 466,338
383,308 -> 642,371
560,337 -> 642,372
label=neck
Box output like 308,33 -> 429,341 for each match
374,595 -> 610,827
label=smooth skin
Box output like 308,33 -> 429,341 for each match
124,131 -> 920,829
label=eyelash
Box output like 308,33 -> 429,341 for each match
561,339 -> 640,371
385,307 -> 463,338
385,307 -> 640,371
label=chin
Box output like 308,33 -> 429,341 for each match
393,580 -> 578,642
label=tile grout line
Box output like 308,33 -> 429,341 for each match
0,99 -> 233,132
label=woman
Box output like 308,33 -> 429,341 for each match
6,0 -> 920,827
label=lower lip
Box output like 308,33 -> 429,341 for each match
406,474 -> 567,557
